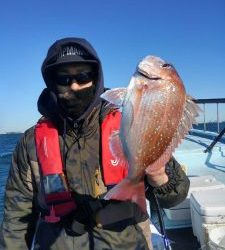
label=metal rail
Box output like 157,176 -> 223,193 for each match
194,98 -> 225,152
204,126 -> 225,153
194,98 -> 225,133
194,98 -> 225,104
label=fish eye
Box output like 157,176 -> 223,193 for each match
161,63 -> 172,68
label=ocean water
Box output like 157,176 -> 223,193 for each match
0,133 -> 22,221
193,121 -> 225,133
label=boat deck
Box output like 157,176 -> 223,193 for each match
151,131 -> 225,249
151,221 -> 201,249
166,228 -> 200,250
174,132 -> 225,184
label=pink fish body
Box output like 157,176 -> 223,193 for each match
101,55 -> 199,210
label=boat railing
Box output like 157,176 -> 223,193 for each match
193,98 -> 225,152
194,98 -> 225,133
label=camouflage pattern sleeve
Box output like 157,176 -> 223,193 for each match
0,134 -> 37,250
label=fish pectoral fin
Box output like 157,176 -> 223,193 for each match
173,95 -> 201,148
104,179 -> 147,212
100,88 -> 127,107
162,95 -> 200,159
110,130 -> 127,165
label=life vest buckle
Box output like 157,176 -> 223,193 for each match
44,205 -> 60,223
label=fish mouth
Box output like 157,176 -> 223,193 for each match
137,70 -> 162,80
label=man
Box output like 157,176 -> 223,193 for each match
0,37 -> 190,249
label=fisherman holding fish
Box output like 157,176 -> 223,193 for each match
0,37 -> 193,250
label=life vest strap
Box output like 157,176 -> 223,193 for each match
35,119 -> 77,222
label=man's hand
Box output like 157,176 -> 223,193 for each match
146,165 -> 169,187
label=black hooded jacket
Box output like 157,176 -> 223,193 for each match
0,38 -> 190,250
39,37 -> 105,124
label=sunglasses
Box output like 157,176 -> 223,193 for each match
55,71 -> 94,86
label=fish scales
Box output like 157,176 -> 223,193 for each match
124,80 -> 183,173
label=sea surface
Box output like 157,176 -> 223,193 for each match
193,121 -> 225,133
0,133 -> 23,221
0,122 -> 224,223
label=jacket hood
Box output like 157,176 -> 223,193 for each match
39,37 -> 104,123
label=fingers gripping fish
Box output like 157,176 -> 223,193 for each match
100,55 -> 200,211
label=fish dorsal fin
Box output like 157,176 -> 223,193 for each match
146,95 -> 200,172
110,130 -> 127,165
100,88 -> 127,107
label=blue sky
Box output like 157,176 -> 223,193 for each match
1,0 -> 225,133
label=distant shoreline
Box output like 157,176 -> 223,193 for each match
0,132 -> 23,135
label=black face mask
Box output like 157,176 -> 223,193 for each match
57,85 -> 95,119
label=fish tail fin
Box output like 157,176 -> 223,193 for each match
104,178 -> 147,212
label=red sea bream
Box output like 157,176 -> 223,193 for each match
101,55 -> 200,210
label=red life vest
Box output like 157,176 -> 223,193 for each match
35,110 -> 128,222
101,110 -> 128,185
